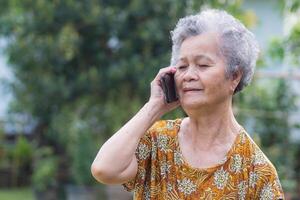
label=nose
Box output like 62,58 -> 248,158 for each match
182,65 -> 199,82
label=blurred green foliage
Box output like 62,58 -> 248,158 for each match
11,136 -> 33,186
31,146 -> 58,192
0,187 -> 34,200
269,0 -> 300,66
13,136 -> 33,169
0,125 -> 4,165
0,133 -> 33,187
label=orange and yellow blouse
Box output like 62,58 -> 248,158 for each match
122,118 -> 284,200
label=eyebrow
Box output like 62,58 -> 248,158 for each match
178,54 -> 215,64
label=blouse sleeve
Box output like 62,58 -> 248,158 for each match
121,124 -> 155,192
254,165 -> 285,200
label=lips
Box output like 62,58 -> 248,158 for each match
183,88 -> 203,92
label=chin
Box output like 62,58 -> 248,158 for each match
180,99 -> 207,109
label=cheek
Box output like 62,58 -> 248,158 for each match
208,77 -> 231,96
204,73 -> 228,91
174,73 -> 182,87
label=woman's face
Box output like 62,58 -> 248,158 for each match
174,32 -> 235,110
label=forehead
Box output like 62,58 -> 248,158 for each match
179,32 -> 222,62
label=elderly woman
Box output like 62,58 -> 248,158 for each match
91,9 -> 284,199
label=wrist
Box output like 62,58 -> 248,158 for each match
144,101 -> 164,122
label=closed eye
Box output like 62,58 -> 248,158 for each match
178,65 -> 187,70
198,64 -> 209,68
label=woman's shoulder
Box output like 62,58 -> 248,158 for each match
241,130 -> 284,198
147,118 -> 183,138
241,130 -> 278,171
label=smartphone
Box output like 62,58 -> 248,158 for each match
160,73 -> 178,103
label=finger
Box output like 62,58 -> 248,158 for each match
154,66 -> 177,80
153,67 -> 177,85
158,66 -> 177,75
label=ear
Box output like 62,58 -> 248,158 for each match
230,68 -> 243,92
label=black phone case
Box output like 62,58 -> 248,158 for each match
160,73 -> 178,103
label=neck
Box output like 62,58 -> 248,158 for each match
181,99 -> 241,150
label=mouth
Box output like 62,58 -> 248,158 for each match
183,88 -> 203,93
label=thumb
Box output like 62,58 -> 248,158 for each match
166,100 -> 180,111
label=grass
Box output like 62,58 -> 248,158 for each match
0,187 -> 34,200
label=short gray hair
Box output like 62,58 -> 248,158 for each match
170,9 -> 260,93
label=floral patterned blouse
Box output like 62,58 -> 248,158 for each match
122,118 -> 284,200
